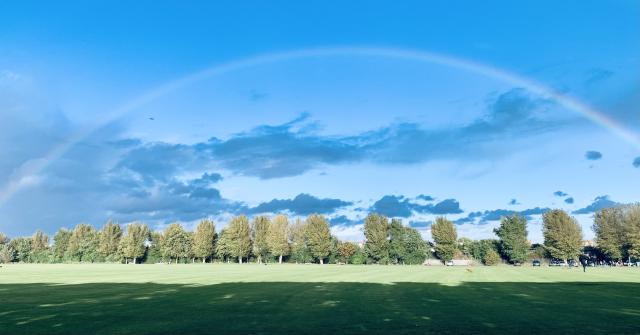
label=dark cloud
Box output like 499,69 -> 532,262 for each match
573,195 -> 620,214
508,199 -> 519,205
585,151 -> 602,161
329,215 -> 361,227
633,157 -> 640,168
423,199 -> 463,215
249,193 -> 352,216
416,194 -> 435,201
370,195 -> 414,218
564,197 -> 574,204
456,207 -> 550,224
553,191 -> 568,197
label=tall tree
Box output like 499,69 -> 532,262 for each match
215,229 -> 231,263
251,216 -> 271,264
227,215 -> 252,264
336,241 -> 357,264
9,237 -> 32,262
267,214 -> 290,264
431,217 -> 457,262
67,224 -> 99,262
0,232 -> 13,263
53,228 -> 72,262
364,213 -> 390,264
494,214 -> 530,264
98,221 -> 122,260
402,226 -> 428,265
119,223 -> 150,264
388,219 -> 407,264
161,223 -> 191,263
543,209 -> 583,262
0,232 -> 10,245
193,219 -> 216,263
31,230 -> 49,252
304,214 -> 331,264
623,204 -> 640,262
593,207 -> 626,261
289,218 -> 310,263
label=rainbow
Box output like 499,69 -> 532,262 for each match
1,46 -> 638,206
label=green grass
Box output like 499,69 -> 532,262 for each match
1,264 -> 639,334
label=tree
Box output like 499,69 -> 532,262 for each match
494,215 -> 530,264
623,204 -> 640,262
304,214 -> 331,264
0,244 -> 14,263
161,223 -> 191,263
483,248 -> 501,266
267,214 -> 290,264
10,237 -> 32,263
67,224 -> 99,262
431,217 -> 457,262
289,218 -> 310,263
543,209 -> 583,262
251,216 -> 270,264
402,227 -> 428,265
193,219 -> 216,263
216,229 -> 231,263
593,207 -> 625,261
145,231 -> 164,264
336,241 -> 357,264
119,223 -> 150,264
364,213 -> 390,264
227,215 -> 251,264
98,221 -> 122,260
388,219 -> 407,264
53,228 -> 72,262
0,232 -> 10,245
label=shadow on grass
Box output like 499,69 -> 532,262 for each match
1,281 -> 640,334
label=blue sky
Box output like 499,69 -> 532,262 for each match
1,1 -> 639,242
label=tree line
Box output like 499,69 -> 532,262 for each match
0,205 -> 638,265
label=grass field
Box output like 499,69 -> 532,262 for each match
1,264 -> 639,334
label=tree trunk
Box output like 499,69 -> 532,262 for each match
320,258 -> 324,265
202,258 -> 206,264
279,254 -> 283,264
133,257 -> 137,264
238,256 -> 243,264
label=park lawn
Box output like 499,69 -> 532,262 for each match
1,264 -> 639,334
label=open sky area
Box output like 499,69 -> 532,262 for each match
1,1 -> 639,242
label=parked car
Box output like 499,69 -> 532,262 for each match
549,259 -> 566,266
568,260 -> 579,267
446,260 -> 454,266
532,260 -> 541,267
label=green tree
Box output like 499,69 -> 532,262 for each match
403,226 -> 428,265
215,229 -> 231,263
0,244 -> 14,263
53,228 -> 72,262
289,219 -> 311,263
304,214 -> 331,264
431,217 -> 457,262
267,214 -> 290,264
388,218 -> 406,264
67,224 -> 99,262
543,209 -> 583,262
227,215 -> 252,264
98,221 -> 122,261
145,231 -> 163,264
483,248 -> 501,266
494,215 -> 530,264
119,223 -> 150,264
161,223 -> 191,263
593,207 -> 626,261
364,213 -> 390,264
10,237 -> 32,262
623,204 -> 640,262
193,219 -> 216,263
251,216 -> 271,264
336,241 -> 358,264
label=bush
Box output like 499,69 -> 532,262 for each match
483,248 -> 501,266
0,244 -> 15,263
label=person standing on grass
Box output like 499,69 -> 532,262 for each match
579,254 -> 587,272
